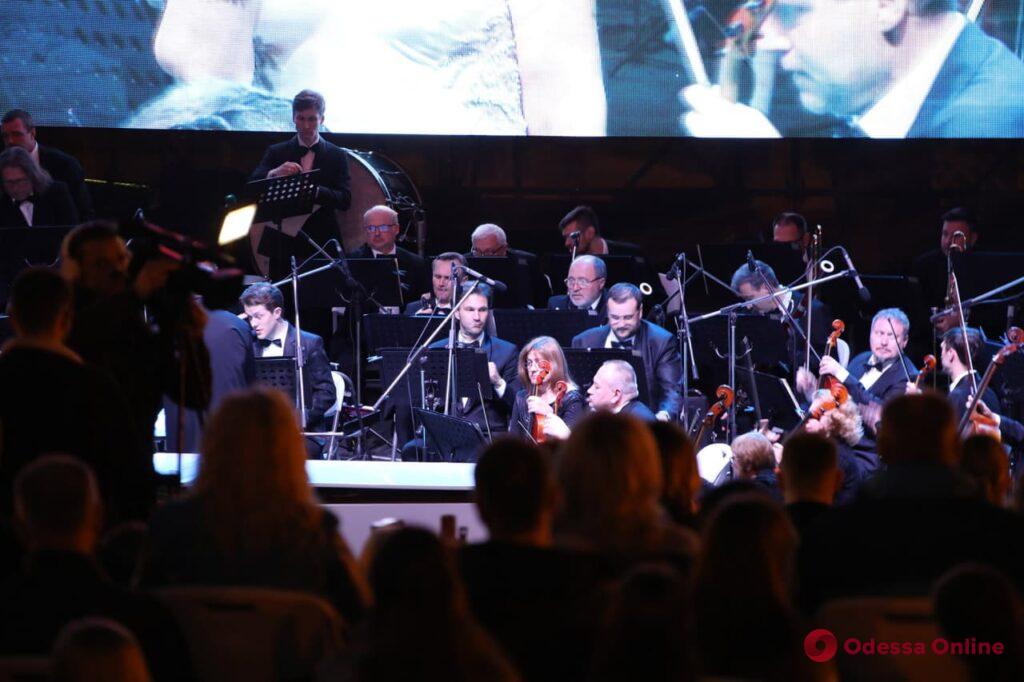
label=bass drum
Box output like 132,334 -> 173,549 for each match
696,443 -> 733,485
249,149 -> 423,276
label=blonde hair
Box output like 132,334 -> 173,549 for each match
517,336 -> 577,391
813,390 -> 863,446
195,388 -> 322,558
557,412 -> 664,553
731,432 -> 776,478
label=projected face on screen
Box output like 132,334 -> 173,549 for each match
3,0 -> 1024,137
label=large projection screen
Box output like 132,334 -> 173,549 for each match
1,0 -> 1023,138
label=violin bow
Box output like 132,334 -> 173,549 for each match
886,317 -> 913,384
661,0 -> 711,86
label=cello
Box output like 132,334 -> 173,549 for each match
694,386 -> 736,483
959,327 -> 1024,437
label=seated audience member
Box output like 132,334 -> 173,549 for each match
345,527 -> 517,682
0,456 -> 192,681
0,145 -> 78,227
3,108 -> 93,219
798,394 -> 1024,613
778,433 -> 841,535
241,282 -> 335,457
693,495 -> 813,681
0,267 -> 137,520
509,336 -> 587,441
933,563 -> 1024,682
51,618 -> 152,682
649,421 -> 702,528
590,564 -> 693,682
460,438 -> 611,682
572,283 -> 681,421
960,434 -> 1011,507
802,389 -> 869,498
558,205 -> 644,257
351,204 -> 428,298
547,254 -> 608,319
468,223 -> 550,306
141,389 -> 367,624
556,412 -> 698,563
941,326 -> 1001,424
586,359 -> 656,420
405,251 -> 466,315
729,432 -> 781,501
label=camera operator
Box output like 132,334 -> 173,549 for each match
61,220 -> 211,518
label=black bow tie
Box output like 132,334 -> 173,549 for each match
14,197 -> 32,207
867,357 -> 893,371
298,141 -> 321,155
457,340 -> 482,349
259,338 -> 283,348
612,338 -> 634,349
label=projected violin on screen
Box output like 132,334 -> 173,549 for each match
661,0 -> 1024,138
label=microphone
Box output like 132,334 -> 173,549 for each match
569,231 -> 581,242
950,230 -> 967,252
458,265 -> 508,293
746,250 -> 758,273
666,252 -> 686,280
840,247 -> 871,302
224,194 -> 238,208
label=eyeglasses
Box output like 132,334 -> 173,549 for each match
565,276 -> 604,288
364,223 -> 397,234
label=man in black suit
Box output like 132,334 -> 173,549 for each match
0,268 -> 138,521
547,254 -> 608,321
572,282 -> 681,422
404,252 -> 465,316
2,108 -> 93,219
0,456 -> 194,681
240,282 -> 336,458
249,90 -> 351,274
911,207 -> 979,337
586,359 -> 656,421
0,146 -> 77,227
558,205 -> 644,257
939,326 -> 1000,425
350,204 -> 428,302
467,223 -> 551,307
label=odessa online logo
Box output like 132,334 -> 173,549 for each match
804,629 -> 839,662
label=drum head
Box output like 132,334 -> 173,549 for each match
696,443 -> 733,483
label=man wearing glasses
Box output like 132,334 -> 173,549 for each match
547,255 -> 608,321
351,204 -> 428,300
466,223 -> 550,307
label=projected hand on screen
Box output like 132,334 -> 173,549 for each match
679,85 -> 781,138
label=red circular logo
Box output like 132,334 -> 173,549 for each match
804,629 -> 838,662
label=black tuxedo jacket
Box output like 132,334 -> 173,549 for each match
842,352 -> 918,407
250,136 -> 351,247
619,398 -> 657,422
38,144 -> 93,218
351,244 -> 429,301
547,289 -> 608,322
0,180 -> 77,227
403,294 -> 450,316
206,310 -> 256,410
427,335 -> 519,434
572,320 -> 682,417
252,323 -> 336,430
948,372 -> 1001,426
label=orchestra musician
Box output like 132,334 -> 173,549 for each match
771,212 -> 811,256
404,252 -> 465,316
509,336 -> 587,441
802,389 -> 870,497
935,327 -> 1001,424
586,359 -> 657,421
571,283 -> 681,422
240,282 -> 336,458
466,223 -> 551,306
558,205 -> 644,257
547,255 -> 608,320
351,204 -> 429,300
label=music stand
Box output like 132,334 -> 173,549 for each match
254,357 -> 299,407
690,314 -> 791,375
734,368 -> 803,431
492,308 -> 595,348
363,313 -> 449,354
342,258 -> 407,311
689,243 -> 805,310
380,347 -> 493,407
950,251 -> 1024,339
414,408 -> 488,463
464,256 -> 534,308
562,347 -> 652,408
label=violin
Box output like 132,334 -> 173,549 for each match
692,385 -> 735,447
959,327 -> 1024,437
530,360 -> 569,444
914,354 -> 937,390
719,0 -> 776,104
819,319 -> 846,391
792,382 -> 849,433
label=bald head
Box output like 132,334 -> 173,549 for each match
588,360 -> 639,412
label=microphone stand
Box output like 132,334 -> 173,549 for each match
444,264 -> 459,416
290,256 -> 308,430
570,232 -> 580,261
668,253 -> 698,428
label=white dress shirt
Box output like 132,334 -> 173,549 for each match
259,323 -> 289,358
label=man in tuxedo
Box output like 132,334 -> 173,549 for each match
240,282 -> 336,457
249,90 -> 351,274
0,267 -> 138,521
351,204 -> 428,302
2,109 -> 93,218
939,326 -> 1000,425
586,360 -> 656,421
404,252 -> 465,316
0,146 -> 77,227
547,255 -> 608,320
467,223 -> 551,307
572,282 -> 680,422
912,207 -> 980,336
558,205 -> 644,257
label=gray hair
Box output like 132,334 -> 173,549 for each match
571,254 -> 607,280
601,359 -> 639,401
871,308 -> 910,341
730,259 -> 779,292
471,223 -> 507,246
0,146 -> 51,195
363,204 -> 398,224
